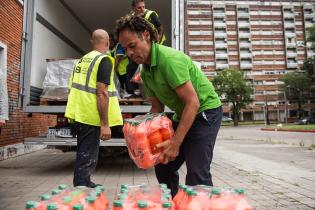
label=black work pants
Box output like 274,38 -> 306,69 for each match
154,107 -> 222,197
73,122 -> 100,187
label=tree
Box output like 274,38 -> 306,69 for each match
306,24 -> 315,46
305,24 -> 315,81
303,57 -> 314,77
280,72 -> 312,119
213,69 -> 253,126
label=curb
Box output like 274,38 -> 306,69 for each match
261,128 -> 315,133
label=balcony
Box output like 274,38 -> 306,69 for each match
286,42 -> 296,48
213,13 -> 226,18
304,13 -> 315,20
216,63 -> 229,69
215,43 -> 228,49
214,22 -> 226,28
216,53 -> 229,59
285,32 -> 296,38
239,33 -> 251,38
239,42 -> 251,49
189,41 -> 212,46
287,52 -> 297,58
244,74 -> 254,79
190,51 -> 212,56
240,53 -> 252,59
188,20 -> 212,26
284,23 -> 295,28
287,62 -> 298,69
238,13 -> 249,18
283,13 -> 294,18
305,22 -> 314,28
303,4 -> 314,10
213,4 -> 225,9
238,22 -> 250,28
240,63 -> 253,69
307,51 -> 315,58
214,32 -> 227,39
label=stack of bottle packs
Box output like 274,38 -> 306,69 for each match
25,184 -> 109,210
112,184 -> 174,210
173,184 -> 253,210
123,113 -> 174,169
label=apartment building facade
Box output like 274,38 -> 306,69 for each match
185,0 -> 315,121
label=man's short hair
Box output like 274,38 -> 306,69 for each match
131,0 -> 144,7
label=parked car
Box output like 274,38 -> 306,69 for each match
222,116 -> 233,123
296,116 -> 315,125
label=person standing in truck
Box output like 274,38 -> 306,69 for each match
131,0 -> 166,45
65,29 -> 123,188
116,16 -> 222,197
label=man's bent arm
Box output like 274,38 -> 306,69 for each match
96,82 -> 109,126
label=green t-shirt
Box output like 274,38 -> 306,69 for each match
142,42 -> 221,121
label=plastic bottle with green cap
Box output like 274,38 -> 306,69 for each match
72,204 -> 83,210
186,189 -> 204,210
162,201 -> 173,209
120,188 -> 128,194
211,188 -> 221,199
40,194 -> 51,201
96,185 -> 105,192
62,196 -> 72,206
159,183 -> 167,189
120,184 -> 128,190
173,183 -> 186,209
51,189 -> 61,195
137,200 -> 148,209
235,188 -> 245,194
113,200 -> 123,210
92,190 -> 107,210
58,184 -> 68,190
25,201 -> 40,210
117,193 -> 127,201
85,196 -> 97,209
46,203 -> 58,210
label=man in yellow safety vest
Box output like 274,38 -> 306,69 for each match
65,29 -> 123,188
131,0 -> 166,45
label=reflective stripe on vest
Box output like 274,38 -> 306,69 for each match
65,51 -> 123,127
71,83 -> 117,96
144,10 -> 166,45
71,54 -> 117,96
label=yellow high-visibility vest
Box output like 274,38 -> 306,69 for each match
144,9 -> 166,45
65,50 -> 123,127
113,44 -> 128,76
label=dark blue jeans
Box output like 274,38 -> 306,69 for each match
73,122 -> 100,187
154,106 -> 222,197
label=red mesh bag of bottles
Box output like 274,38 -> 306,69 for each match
112,184 -> 174,210
173,184 -> 253,210
123,113 -> 174,169
25,184 -> 109,210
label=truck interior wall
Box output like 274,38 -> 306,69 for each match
30,0 -> 90,88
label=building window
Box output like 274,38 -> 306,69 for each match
0,42 -> 9,121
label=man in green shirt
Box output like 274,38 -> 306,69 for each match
116,16 -> 222,197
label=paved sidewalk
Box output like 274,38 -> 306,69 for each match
0,138 -> 315,209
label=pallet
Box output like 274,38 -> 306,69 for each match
119,98 -> 146,105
